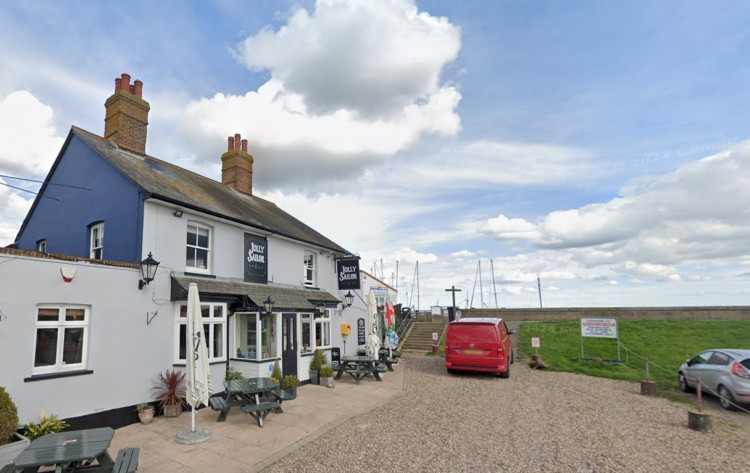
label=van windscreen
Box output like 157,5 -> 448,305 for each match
449,324 -> 498,342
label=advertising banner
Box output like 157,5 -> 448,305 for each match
244,233 -> 268,283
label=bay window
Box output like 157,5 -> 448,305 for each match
234,312 -> 278,360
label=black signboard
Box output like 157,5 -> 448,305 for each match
331,347 -> 341,369
357,318 -> 365,345
336,257 -> 361,290
244,233 -> 268,283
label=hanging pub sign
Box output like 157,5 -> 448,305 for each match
244,233 -> 268,283
336,257 -> 361,290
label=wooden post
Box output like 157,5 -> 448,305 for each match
688,378 -> 712,432
640,358 -> 658,396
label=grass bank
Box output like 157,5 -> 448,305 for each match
517,319 -> 750,394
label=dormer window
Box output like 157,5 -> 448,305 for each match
304,251 -> 315,287
37,239 -> 47,253
89,222 -> 103,259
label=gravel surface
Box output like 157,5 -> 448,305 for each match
262,354 -> 750,473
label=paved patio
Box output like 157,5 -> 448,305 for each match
109,363 -> 406,473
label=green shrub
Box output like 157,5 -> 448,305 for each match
0,387 -> 19,446
271,360 -> 282,383
225,365 -> 243,381
283,375 -> 299,388
319,366 -> 334,377
22,411 -> 68,441
310,349 -> 327,371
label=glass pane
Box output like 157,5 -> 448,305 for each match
65,308 -> 85,321
197,228 -> 209,248
260,314 -> 275,358
201,306 -> 210,318
246,315 -> 257,359
180,305 -> 187,318
186,248 -> 195,267
63,328 -> 84,364
187,225 -> 197,245
301,315 -> 311,353
179,324 -> 187,360
203,324 -> 211,357
38,308 -> 59,322
213,324 -> 223,358
34,328 -> 58,366
196,249 -> 208,269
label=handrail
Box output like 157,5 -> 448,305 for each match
396,307 -> 415,342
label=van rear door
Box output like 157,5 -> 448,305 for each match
447,323 -> 500,369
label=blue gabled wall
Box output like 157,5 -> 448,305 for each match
15,133 -> 143,263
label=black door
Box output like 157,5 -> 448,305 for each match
282,313 -> 298,378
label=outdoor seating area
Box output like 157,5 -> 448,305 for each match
5,427 -> 139,473
336,355 -> 388,384
208,377 -> 292,427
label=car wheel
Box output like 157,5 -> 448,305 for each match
678,372 -> 694,393
718,385 -> 736,411
498,366 -> 510,379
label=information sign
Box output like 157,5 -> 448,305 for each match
580,318 -> 619,339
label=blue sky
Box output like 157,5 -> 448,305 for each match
2,0 -> 750,309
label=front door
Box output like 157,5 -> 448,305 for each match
282,313 -> 298,378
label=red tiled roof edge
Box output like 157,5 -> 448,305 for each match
0,247 -> 140,269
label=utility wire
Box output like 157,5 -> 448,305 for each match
0,174 -> 89,190
0,181 -> 62,202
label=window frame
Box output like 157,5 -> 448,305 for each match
314,309 -> 331,349
37,239 -> 47,253
232,312 -> 280,361
186,222 -> 212,274
175,302 -> 227,363
32,305 -> 90,375
303,251 -> 315,287
89,222 -> 104,259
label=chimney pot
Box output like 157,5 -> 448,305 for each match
120,73 -> 131,92
242,139 -> 248,152
234,133 -> 241,150
227,136 -> 234,151
114,78 -> 122,92
133,80 -> 143,97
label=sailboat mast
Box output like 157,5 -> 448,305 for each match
490,258 -> 499,308
478,260 -> 484,309
537,273 -> 543,308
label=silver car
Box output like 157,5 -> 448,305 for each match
678,349 -> 750,410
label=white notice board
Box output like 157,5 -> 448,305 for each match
580,318 -> 618,339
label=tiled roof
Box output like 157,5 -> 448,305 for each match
72,127 -> 349,254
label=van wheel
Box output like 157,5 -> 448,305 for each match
447,369 -> 456,375
498,367 -> 510,379
511,351 -> 515,364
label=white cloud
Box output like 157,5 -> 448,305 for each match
0,91 -> 64,176
177,0 -> 461,193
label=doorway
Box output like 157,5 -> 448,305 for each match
281,313 -> 298,378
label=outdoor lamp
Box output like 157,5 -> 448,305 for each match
263,296 -> 275,314
318,302 -> 327,315
138,252 -> 160,289
344,291 -> 354,308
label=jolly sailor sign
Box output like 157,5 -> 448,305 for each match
336,257 -> 361,290
244,233 -> 268,283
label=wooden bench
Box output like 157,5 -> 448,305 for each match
113,447 -> 140,473
209,395 -> 247,422
241,401 -> 281,428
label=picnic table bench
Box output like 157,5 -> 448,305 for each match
336,356 -> 385,384
113,447 -> 140,473
209,378 -> 293,426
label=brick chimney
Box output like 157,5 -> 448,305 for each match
104,73 -> 150,154
221,133 -> 254,195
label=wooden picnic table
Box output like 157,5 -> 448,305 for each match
335,356 -> 386,384
11,427 -> 117,473
377,348 -> 401,371
210,378 -> 284,427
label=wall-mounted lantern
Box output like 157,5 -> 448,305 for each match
343,291 -> 354,308
263,296 -> 275,314
138,252 -> 160,289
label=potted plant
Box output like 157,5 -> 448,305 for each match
283,375 -> 299,399
136,403 -> 154,425
152,369 -> 187,417
21,411 -> 68,441
0,387 -> 29,467
319,366 -> 335,388
309,349 -> 327,385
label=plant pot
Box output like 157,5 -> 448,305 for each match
283,387 -> 297,400
163,404 -> 183,418
321,376 -> 334,388
309,370 -> 319,385
138,406 -> 155,424
0,432 -> 30,467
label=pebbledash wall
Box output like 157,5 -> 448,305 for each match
459,306 -> 750,321
0,249 -> 227,427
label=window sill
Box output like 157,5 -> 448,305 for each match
25,369 -> 94,382
172,360 -> 226,367
231,357 -> 280,363
184,272 -> 216,279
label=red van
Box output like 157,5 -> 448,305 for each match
445,318 -> 515,378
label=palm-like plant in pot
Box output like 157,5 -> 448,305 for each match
152,370 -> 188,417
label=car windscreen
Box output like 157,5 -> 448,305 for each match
741,358 -> 750,370
449,324 -> 499,342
